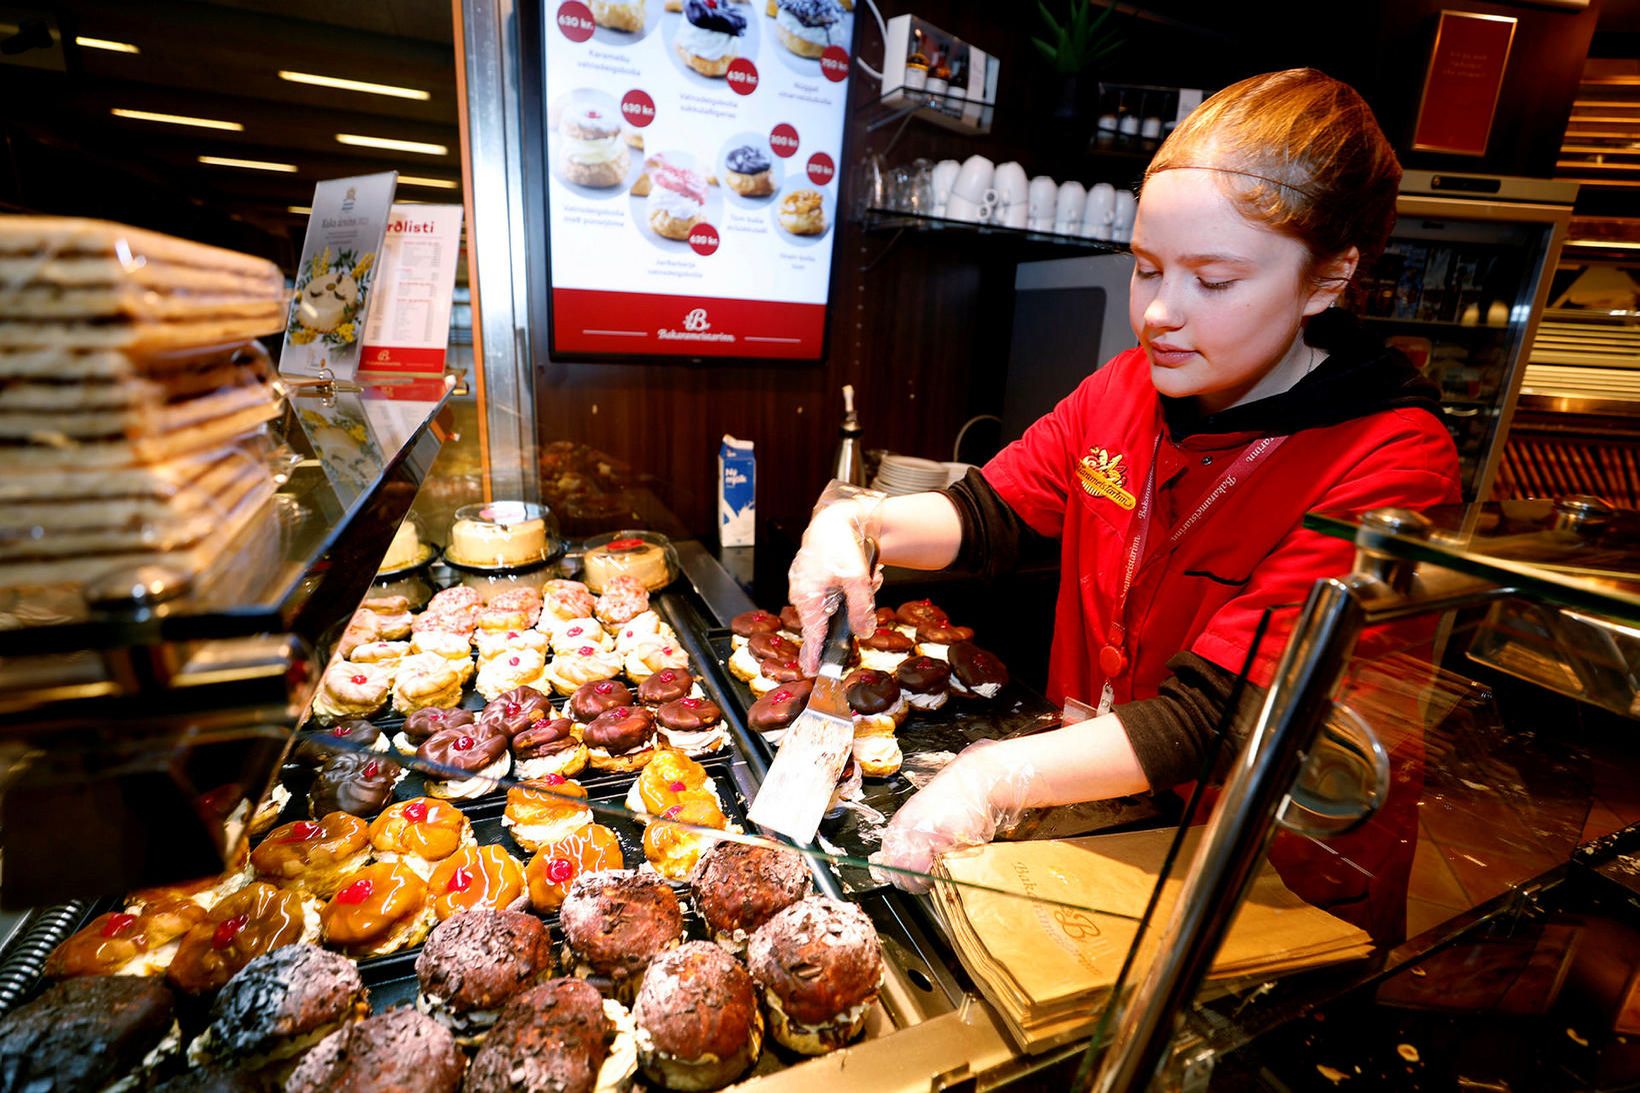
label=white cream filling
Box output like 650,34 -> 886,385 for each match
623,775 -> 724,819
727,644 -> 762,681
764,985 -> 873,1055
916,642 -> 949,661
858,648 -> 910,674
516,749 -> 585,780
432,752 -> 511,800
502,812 -> 591,849
659,723 -> 729,756
777,7 -> 835,45
852,736 -> 902,772
678,23 -> 738,60
906,690 -> 948,710
599,1000 -> 640,1093
649,186 -> 702,221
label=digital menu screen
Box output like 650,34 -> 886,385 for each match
541,0 -> 853,360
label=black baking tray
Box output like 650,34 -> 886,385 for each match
704,629 -> 1062,893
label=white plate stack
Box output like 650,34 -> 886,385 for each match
871,454 -> 955,496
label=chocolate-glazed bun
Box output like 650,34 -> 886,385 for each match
0,976 -> 176,1092
310,752 -> 400,817
286,1008 -> 465,1093
636,668 -> 694,705
730,609 -> 782,639
844,669 -> 901,715
569,679 -> 633,722
895,599 -> 948,627
195,943 -> 367,1067
655,696 -> 722,732
748,679 -> 813,733
872,606 -> 898,630
513,717 -> 580,760
760,657 -> 807,684
917,621 -> 975,645
416,909 -> 555,1024
464,979 -> 609,1093
419,723 -> 509,773
402,706 -> 475,746
583,706 -> 654,756
478,686 -> 553,738
748,632 -> 800,663
560,870 -> 683,994
632,942 -> 761,1091
692,842 -> 812,945
948,642 -> 1009,698
296,720 -> 385,765
896,656 -> 952,694
782,605 -> 805,633
861,629 -> 914,653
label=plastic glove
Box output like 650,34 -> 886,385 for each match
868,740 -> 1032,894
788,481 -> 887,675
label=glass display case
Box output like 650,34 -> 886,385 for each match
1090,498 -> 1640,1091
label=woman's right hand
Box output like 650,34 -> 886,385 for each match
788,487 -> 885,675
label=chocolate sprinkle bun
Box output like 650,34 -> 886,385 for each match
513,716 -> 590,779
729,608 -> 782,641
948,641 -> 1009,700
844,668 -> 902,715
895,599 -> 948,628
747,631 -> 800,664
560,870 -> 684,1002
187,943 -> 368,1070
896,655 -> 952,710
726,145 -> 772,176
636,667 -> 695,705
309,751 -> 400,818
691,841 -> 812,951
0,975 -> 178,1092
570,678 -> 634,722
478,686 -> 553,738
747,897 -> 882,1056
286,1007 -> 465,1093
295,719 -> 389,766
583,705 -> 657,772
747,678 -> 813,736
398,706 -> 475,751
633,941 -> 763,1091
465,978 -> 634,1093
416,909 -> 555,1043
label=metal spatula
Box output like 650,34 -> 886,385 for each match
748,541 -> 877,844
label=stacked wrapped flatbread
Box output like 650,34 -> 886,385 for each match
0,217 -> 287,591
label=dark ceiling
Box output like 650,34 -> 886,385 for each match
0,0 -> 461,269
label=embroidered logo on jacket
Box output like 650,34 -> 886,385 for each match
1076,447 -> 1137,510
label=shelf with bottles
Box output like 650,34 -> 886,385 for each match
859,205 -> 1130,257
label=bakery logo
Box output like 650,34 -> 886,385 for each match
341,186 -> 357,213
1076,447 -> 1136,510
658,305 -> 734,343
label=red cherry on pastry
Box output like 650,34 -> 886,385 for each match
445,867 -> 474,893
596,682 -> 615,694
363,761 -> 380,778
682,698 -> 703,709
212,913 -> 250,950
404,801 -> 429,822
101,913 -> 137,938
543,773 -> 567,786
567,627 -> 583,638
332,724 -> 355,737
505,702 -> 520,716
669,781 -> 687,793
662,805 -> 683,820
350,674 -> 367,685
547,858 -> 574,883
507,631 -> 519,639
508,656 -> 520,667
658,671 -> 676,683
280,821 -> 321,843
772,690 -> 790,703
454,736 -> 475,752
337,879 -> 374,904
578,646 -> 594,657
663,647 -> 674,655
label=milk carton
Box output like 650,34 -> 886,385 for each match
718,435 -> 756,547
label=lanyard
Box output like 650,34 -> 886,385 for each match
1095,432 -> 1288,713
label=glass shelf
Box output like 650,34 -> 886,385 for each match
863,87 -> 996,137
0,376 -> 455,656
1305,500 -> 1640,622
860,206 -> 1131,256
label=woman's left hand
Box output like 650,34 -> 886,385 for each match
869,741 -> 1031,893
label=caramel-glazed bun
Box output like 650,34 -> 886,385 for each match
464,979 -> 609,1093
416,908 -> 555,1014
250,812 -> 370,897
46,899 -> 207,979
428,844 -> 527,921
368,797 -> 472,862
319,862 -> 429,953
692,841 -> 813,941
526,825 -> 624,914
166,882 -> 312,994
286,1007 -> 466,1093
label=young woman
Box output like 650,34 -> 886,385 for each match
787,69 -> 1462,930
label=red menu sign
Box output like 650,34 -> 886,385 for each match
1412,11 -> 1518,157
542,0 -> 853,360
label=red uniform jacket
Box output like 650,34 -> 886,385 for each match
984,346 -> 1462,709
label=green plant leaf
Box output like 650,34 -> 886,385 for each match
1031,37 -> 1059,64
1037,0 -> 1065,38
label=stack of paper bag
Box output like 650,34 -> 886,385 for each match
0,218 -> 287,591
932,827 -> 1376,1050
